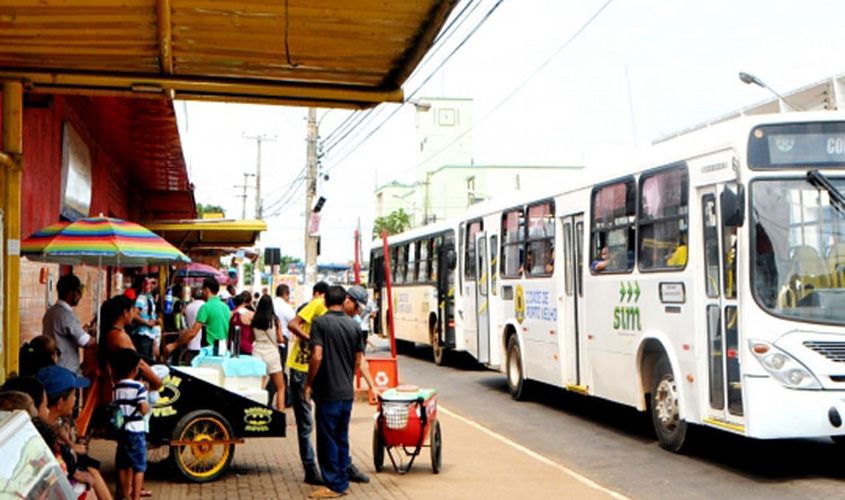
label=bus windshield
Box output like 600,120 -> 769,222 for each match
752,176 -> 845,324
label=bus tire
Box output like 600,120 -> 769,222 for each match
430,321 -> 446,366
650,357 -> 688,453
506,336 -> 527,400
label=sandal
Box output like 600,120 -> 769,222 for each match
141,489 -> 153,498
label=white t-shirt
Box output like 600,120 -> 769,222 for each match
273,296 -> 295,343
183,299 -> 205,351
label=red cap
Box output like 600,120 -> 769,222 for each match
124,289 -> 137,300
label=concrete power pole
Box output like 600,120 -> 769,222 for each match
243,134 -> 276,219
304,108 -> 319,289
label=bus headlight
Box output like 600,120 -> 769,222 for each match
749,340 -> 821,389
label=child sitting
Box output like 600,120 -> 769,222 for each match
111,348 -> 149,500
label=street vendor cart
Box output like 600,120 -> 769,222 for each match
373,386 -> 441,474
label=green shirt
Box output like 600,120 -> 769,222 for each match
196,295 -> 231,345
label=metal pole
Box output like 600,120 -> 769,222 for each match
255,137 -> 262,219
2,82 -> 23,378
381,231 -> 396,358
354,217 -> 361,285
304,108 -> 319,289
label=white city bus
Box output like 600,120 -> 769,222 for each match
369,220 -> 460,365
455,112 -> 845,451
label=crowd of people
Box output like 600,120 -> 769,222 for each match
2,270 -> 379,499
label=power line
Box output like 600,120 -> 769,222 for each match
319,0 -> 489,158
333,0 -> 615,179
323,0 -> 508,172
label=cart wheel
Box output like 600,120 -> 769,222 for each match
170,410 -> 235,483
373,422 -> 385,472
430,419 -> 442,474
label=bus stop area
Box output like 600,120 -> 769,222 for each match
89,388 -> 624,500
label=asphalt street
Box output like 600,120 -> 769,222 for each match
386,342 -> 845,500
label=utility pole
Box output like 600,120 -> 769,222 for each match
243,134 -> 277,219
304,108 -> 319,289
236,172 -> 255,219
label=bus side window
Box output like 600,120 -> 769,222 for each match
526,201 -> 555,276
431,236 -> 441,282
396,245 -> 407,285
406,241 -> 417,283
638,164 -> 689,271
591,178 -> 636,274
501,208 -> 525,278
490,235 -> 498,294
417,239 -> 430,283
465,221 -> 482,280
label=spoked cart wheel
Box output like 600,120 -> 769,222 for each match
373,421 -> 385,472
169,410 -> 236,482
430,418 -> 442,473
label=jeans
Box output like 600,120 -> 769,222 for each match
315,399 -> 353,494
289,369 -> 316,468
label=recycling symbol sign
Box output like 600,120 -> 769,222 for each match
375,371 -> 389,387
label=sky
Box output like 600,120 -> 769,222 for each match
176,0 -> 845,265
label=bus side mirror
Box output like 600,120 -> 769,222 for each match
446,249 -> 457,270
721,184 -> 745,228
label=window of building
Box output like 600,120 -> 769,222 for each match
591,178 -> 636,274
526,201 -> 555,276
501,208 -> 526,278
638,165 -> 689,271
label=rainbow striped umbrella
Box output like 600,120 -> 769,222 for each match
22,216 -> 191,267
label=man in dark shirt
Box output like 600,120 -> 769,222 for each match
304,286 -> 365,499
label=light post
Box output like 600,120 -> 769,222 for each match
738,71 -> 803,111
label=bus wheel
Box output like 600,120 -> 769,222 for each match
650,357 -> 688,452
507,336 -> 527,400
430,321 -> 446,366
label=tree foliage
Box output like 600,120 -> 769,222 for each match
372,208 -> 411,239
197,203 -> 226,218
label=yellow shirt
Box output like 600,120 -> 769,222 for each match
287,297 -> 327,372
667,245 -> 688,267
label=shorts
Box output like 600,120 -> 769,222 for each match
116,431 -> 147,473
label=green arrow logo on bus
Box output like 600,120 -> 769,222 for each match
626,282 -> 633,302
634,282 -> 641,302
619,282 -> 626,302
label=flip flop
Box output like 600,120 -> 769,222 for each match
141,489 -> 152,498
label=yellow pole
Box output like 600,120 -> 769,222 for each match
2,82 -> 23,379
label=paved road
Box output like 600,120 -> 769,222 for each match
387,342 -> 845,500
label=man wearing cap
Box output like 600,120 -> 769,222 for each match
42,274 -> 96,375
304,285 -> 367,499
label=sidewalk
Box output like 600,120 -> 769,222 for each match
90,396 -> 628,500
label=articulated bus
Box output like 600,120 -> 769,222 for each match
369,220 -> 460,365
387,112 -> 845,451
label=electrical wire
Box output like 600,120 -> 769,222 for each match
323,0 -> 507,171
331,0 -> 615,179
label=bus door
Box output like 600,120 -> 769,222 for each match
700,185 -> 744,428
475,231 -> 491,364
559,213 -> 585,387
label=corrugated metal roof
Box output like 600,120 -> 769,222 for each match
0,0 -> 458,108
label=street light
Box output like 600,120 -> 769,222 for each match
407,99 -> 432,112
738,71 -> 803,111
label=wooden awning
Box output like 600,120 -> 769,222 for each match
145,218 -> 267,250
0,0 -> 459,109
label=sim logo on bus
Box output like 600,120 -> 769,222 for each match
613,281 -> 641,332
